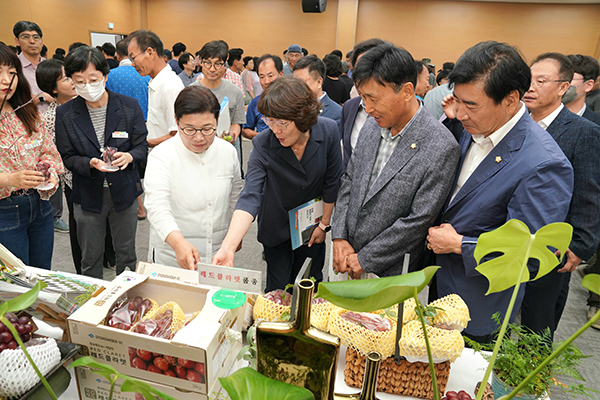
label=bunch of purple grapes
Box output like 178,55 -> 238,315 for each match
262,289 -> 292,306
442,390 -> 473,400
35,161 -> 51,181
0,313 -> 34,353
102,147 -> 117,165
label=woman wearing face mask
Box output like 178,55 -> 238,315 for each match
55,46 -> 148,279
0,43 -> 64,269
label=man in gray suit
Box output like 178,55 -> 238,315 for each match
332,43 -> 460,278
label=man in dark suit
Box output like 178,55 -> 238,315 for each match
340,39 -> 385,169
564,54 -> 600,126
332,43 -> 460,278
427,42 -> 574,343
56,46 -> 148,279
521,53 -> 600,338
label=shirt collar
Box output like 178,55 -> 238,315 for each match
576,103 -> 586,117
119,59 -> 132,67
472,101 -> 526,147
149,65 -> 173,90
18,52 -> 44,68
380,102 -> 423,141
537,103 -> 564,130
319,92 -> 326,101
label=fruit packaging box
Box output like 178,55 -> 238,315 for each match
67,269 -> 243,395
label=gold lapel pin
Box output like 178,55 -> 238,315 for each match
411,143 -> 417,149
495,156 -> 502,163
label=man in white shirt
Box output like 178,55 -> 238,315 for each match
127,30 -> 184,148
427,42 -> 573,343
521,53 -> 600,338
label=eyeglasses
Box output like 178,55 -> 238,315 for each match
531,79 -> 568,89
262,117 -> 293,129
129,48 -> 148,64
179,125 -> 217,137
19,34 -> 41,41
72,80 -> 103,90
200,60 -> 225,70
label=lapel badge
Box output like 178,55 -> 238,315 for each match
495,156 -> 502,163
411,143 -> 417,149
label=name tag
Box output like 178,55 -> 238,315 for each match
24,139 -> 41,150
112,131 -> 128,139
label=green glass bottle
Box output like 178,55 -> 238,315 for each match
256,279 -> 340,400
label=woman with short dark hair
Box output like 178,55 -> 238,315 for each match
144,85 -> 242,270
0,43 -> 64,269
213,76 -> 343,291
323,53 -> 350,105
55,45 -> 148,278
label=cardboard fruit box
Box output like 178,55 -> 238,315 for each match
68,270 -> 243,395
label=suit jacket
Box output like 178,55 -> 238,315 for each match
320,93 -> 342,127
332,106 -> 461,274
55,90 -> 148,213
547,107 -> 600,260
582,106 -> 600,126
236,117 -> 343,247
340,96 -> 362,169
436,109 -> 574,336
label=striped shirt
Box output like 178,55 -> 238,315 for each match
368,104 -> 423,192
86,103 -> 109,187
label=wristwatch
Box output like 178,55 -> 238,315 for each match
318,222 -> 331,232
38,95 -> 45,103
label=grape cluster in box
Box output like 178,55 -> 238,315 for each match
0,313 -> 34,352
68,268 -> 243,395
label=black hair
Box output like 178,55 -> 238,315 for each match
178,52 -> 194,70
350,38 -> 386,71
302,48 -> 308,56
442,62 -> 455,71
36,59 -> 64,98
174,85 -> 220,121
172,42 -> 186,57
436,69 -> 451,86
228,48 -> 244,64
199,40 -> 228,63
331,49 -> 343,59
40,45 -> 48,58
163,49 -> 172,60
64,46 -> 110,77
127,30 -> 164,56
346,50 -> 353,60
353,43 -> 417,91
101,42 -> 116,57
13,21 -> 43,38
0,43 -> 39,134
341,61 -> 349,74
323,53 -> 342,78
415,60 -> 427,76
293,55 -> 325,80
283,49 -> 288,55
54,48 -> 66,57
115,40 -> 128,58
257,54 -> 283,74
68,42 -> 87,54
449,41 -> 531,104
567,54 -> 600,82
243,56 -> 253,68
531,52 -> 574,82
8,45 -> 18,55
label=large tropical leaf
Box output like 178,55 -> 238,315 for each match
474,219 -> 572,295
0,281 -> 47,316
70,356 -> 120,381
313,266 -> 439,312
582,274 -> 600,295
219,367 -> 314,400
120,377 -> 179,400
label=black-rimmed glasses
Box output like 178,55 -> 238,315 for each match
179,125 -> 217,137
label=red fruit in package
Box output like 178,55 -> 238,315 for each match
178,358 -> 195,369
340,311 -> 392,332
186,369 -> 204,383
105,296 -> 153,331
164,369 -> 177,378
194,362 -> 205,376
131,357 -> 147,370
153,357 -> 169,371
131,310 -> 174,339
147,364 -> 162,374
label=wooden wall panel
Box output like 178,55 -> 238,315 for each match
356,0 -> 600,69
145,0 -> 339,59
0,0 -> 139,56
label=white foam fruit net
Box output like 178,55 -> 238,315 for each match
0,337 -> 61,398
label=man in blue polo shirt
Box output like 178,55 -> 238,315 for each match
242,54 -> 284,140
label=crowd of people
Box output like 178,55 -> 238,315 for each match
2,19 -> 600,343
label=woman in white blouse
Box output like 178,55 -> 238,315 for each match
144,85 -> 242,269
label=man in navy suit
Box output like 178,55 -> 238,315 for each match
564,54 -> 600,126
427,42 -> 574,343
521,53 -> 600,338
293,55 -> 342,127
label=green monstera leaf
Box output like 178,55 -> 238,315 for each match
70,357 -> 120,382
314,266 -> 439,312
0,281 -> 47,317
581,273 -> 600,295
474,219 -> 572,294
219,367 -> 315,400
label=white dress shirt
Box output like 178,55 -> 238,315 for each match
451,102 -> 526,202
350,100 -> 368,152
536,103 -> 563,131
144,134 -> 243,266
147,66 -> 184,140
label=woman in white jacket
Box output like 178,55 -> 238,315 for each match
144,85 -> 242,269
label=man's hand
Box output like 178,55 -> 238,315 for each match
173,239 -> 201,270
212,247 -> 235,267
427,223 -> 463,254
333,239 -> 355,274
441,94 -> 458,120
308,226 -> 326,247
8,170 -> 44,189
558,248 -> 582,273
346,253 -> 365,279
112,152 -> 133,170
